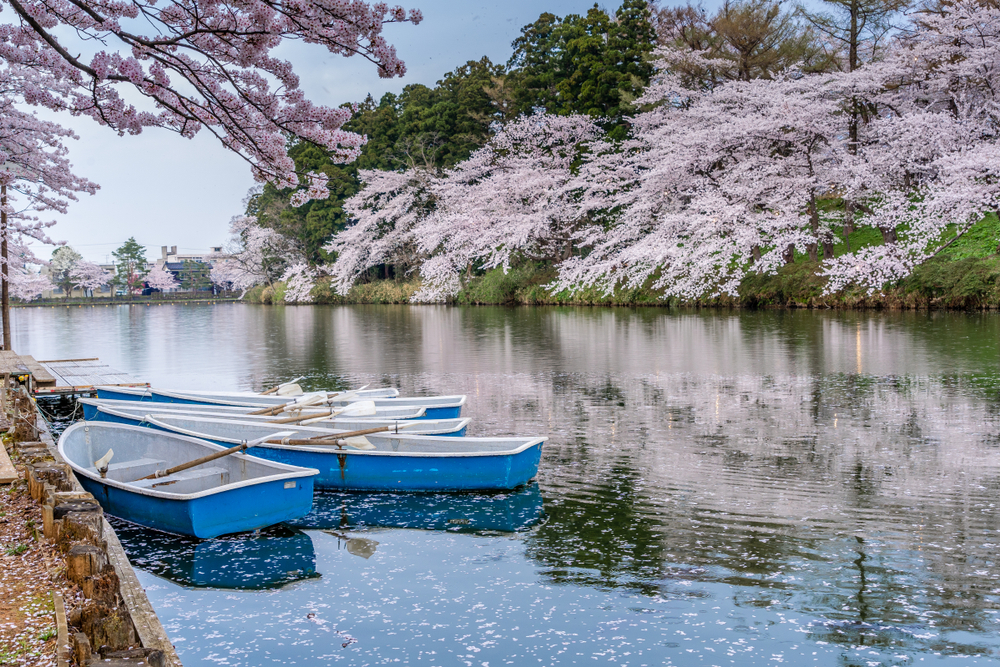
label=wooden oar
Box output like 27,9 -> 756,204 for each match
267,409 -> 333,424
247,393 -> 325,417
263,425 -> 392,447
135,433 -> 293,481
265,400 -> 377,425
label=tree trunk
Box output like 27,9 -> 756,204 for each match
782,244 -> 795,265
751,245 -> 761,264
843,200 -> 855,252
879,226 -> 898,245
807,193 -> 821,263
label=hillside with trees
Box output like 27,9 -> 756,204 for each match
226,0 -> 1000,309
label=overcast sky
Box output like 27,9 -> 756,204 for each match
30,1 -> 649,264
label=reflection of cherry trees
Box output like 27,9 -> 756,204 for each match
244,305 -> 1000,638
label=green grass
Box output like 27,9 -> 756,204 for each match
4,543 -> 28,556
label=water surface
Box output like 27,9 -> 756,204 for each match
20,304 -> 1000,665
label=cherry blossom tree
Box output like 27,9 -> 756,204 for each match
329,113 -> 601,302
412,113 -> 601,302
70,260 -> 112,296
328,168 -> 434,295
143,265 -> 179,291
818,0 -> 1000,292
0,0 -> 422,198
9,267 -> 49,300
210,213 -> 306,295
1,63 -> 97,335
549,56 -> 852,299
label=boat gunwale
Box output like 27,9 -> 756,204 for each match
133,415 -> 545,458
95,387 -> 467,410
82,397 -> 430,420
93,405 -> 468,433
58,422 -> 319,501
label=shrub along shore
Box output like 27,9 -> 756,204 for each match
241,254 -> 1000,310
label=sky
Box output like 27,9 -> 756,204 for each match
30,0 -> 641,264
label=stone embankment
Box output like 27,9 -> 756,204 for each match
5,383 -> 180,666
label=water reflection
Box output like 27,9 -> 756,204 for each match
292,484 -> 546,534
112,520 -> 319,590
20,305 -> 1000,664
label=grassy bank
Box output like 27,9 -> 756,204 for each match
241,215 -> 1000,310
16,294 -> 241,307
241,257 -> 1000,310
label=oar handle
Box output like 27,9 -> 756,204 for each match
265,425 -> 391,446
136,442 -> 247,480
133,432 -> 292,481
266,409 -> 333,424
248,404 -> 286,416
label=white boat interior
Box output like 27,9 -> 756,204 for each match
59,422 -> 315,497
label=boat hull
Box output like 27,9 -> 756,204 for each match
81,398 -> 429,422
249,442 -> 543,492
78,473 -> 315,539
59,422 -> 318,538
92,389 -> 463,419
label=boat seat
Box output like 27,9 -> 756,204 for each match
130,466 -> 231,494
87,458 -> 168,483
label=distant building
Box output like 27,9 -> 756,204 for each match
153,245 -> 223,292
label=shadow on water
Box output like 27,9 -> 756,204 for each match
290,483 -> 546,534
110,520 -> 319,590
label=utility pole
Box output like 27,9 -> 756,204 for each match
1,182 -> 8,351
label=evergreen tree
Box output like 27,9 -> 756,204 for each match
111,238 -> 147,297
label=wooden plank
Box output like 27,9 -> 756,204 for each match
37,358 -> 100,363
19,355 -> 56,385
102,518 -> 184,665
0,444 -> 16,484
53,591 -> 70,667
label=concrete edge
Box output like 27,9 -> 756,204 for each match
35,409 -> 183,666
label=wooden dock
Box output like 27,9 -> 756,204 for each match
0,351 -> 146,396
35,358 -> 147,396
0,350 -> 56,388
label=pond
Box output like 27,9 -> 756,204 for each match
18,303 -> 1000,666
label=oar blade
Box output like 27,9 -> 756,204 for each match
342,436 -> 376,450
337,401 -> 377,417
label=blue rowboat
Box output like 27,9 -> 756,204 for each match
58,422 -> 318,538
94,387 -> 468,419
291,484 -> 546,533
94,408 -> 472,439
254,433 -> 544,491
79,397 -> 429,422
94,385 -> 398,407
74,416 -> 544,491
111,522 -> 319,590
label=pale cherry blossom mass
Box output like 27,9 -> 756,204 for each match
3,0 -> 999,301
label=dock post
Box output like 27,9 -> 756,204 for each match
1,182 -> 8,351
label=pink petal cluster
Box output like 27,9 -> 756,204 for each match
143,264 -> 179,290
70,260 -> 112,292
1,0 -> 420,196
1,63 -> 98,298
